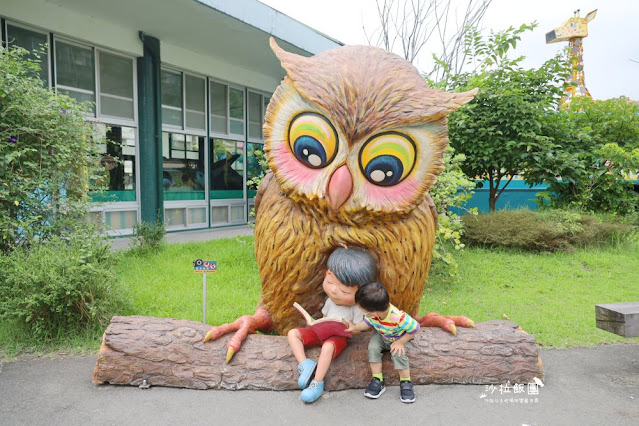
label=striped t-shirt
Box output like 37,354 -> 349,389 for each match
363,304 -> 420,342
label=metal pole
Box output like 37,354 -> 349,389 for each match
203,272 -> 207,323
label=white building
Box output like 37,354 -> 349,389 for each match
1,0 -> 341,234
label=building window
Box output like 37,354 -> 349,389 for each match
248,92 -> 270,141
185,75 -> 206,131
209,81 -> 227,133
95,124 -> 137,202
55,39 -> 95,112
6,23 -> 49,85
246,142 -> 267,199
229,87 -> 244,136
162,132 -> 205,201
161,69 -> 183,127
210,138 -> 244,199
210,81 -> 245,137
161,68 -> 206,132
98,51 -> 134,120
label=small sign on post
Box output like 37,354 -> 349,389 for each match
193,259 -> 217,323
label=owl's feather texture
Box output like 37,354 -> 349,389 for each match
255,176 -> 437,335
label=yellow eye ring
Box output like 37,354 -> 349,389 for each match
288,112 -> 339,169
359,132 -> 417,186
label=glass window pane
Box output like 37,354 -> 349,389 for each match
7,24 -> 49,85
55,40 -> 95,92
185,75 -> 205,130
248,92 -> 262,139
247,142 -> 266,198
98,125 -> 136,200
58,88 -> 95,112
230,119 -> 244,135
210,81 -> 227,133
161,69 -> 182,109
162,107 -> 183,127
210,138 -> 244,199
210,81 -> 227,116
100,95 -> 134,119
185,75 -> 205,113
163,133 -> 205,201
210,116 -> 226,134
99,52 -> 133,98
229,87 -> 244,120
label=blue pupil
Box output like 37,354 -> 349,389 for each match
293,135 -> 327,168
364,155 -> 403,186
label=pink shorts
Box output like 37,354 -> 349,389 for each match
297,328 -> 348,359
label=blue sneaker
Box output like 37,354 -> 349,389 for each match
300,380 -> 324,403
297,359 -> 317,389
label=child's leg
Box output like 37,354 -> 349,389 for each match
314,341 -> 335,382
398,368 -> 410,379
287,328 -> 307,363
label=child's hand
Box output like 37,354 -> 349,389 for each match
344,319 -> 356,333
390,341 -> 406,357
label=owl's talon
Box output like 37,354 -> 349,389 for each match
202,308 -> 273,362
226,347 -> 236,363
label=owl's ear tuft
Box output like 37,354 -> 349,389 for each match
269,37 -> 310,76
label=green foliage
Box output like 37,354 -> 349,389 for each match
0,46 -> 104,252
440,24 -> 568,211
429,146 -> 477,279
246,148 -> 270,222
131,220 -> 166,253
0,229 -> 126,340
532,97 -> 639,214
462,209 -> 635,252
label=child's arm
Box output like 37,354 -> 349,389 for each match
345,319 -> 372,334
389,332 -> 414,356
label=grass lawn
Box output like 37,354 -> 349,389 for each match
118,237 -> 639,348
2,236 -> 637,358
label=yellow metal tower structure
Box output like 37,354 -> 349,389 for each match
546,9 -> 597,105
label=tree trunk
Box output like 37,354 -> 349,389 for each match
93,316 -> 544,391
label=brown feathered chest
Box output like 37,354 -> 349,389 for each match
254,181 -> 436,335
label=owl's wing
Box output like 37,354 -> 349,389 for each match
254,172 -> 274,215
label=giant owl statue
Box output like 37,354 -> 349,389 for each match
205,38 -> 477,362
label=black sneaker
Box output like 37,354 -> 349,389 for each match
400,381 -> 416,403
364,377 -> 386,399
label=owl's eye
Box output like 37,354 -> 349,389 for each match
288,112 -> 338,169
359,132 -> 417,186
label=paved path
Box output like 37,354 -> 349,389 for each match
109,225 -> 254,250
1,344 -> 637,425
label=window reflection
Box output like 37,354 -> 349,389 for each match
162,132 -> 205,200
210,138 -> 244,198
94,124 -> 136,201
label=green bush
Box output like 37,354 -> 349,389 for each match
462,209 -> 635,252
0,230 -> 127,339
0,46 -> 103,253
131,220 -> 166,253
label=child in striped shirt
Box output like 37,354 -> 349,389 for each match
346,281 -> 420,403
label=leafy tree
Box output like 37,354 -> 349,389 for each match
531,97 -> 639,214
443,24 -> 567,211
0,47 -> 104,252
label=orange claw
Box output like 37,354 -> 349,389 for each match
418,312 -> 474,335
202,307 -> 272,363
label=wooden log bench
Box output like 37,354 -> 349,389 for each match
92,316 -> 544,390
595,302 -> 639,338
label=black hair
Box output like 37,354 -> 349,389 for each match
327,246 -> 378,288
355,282 -> 390,312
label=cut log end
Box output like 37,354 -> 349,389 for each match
93,316 -> 544,391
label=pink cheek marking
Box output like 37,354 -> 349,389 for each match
271,142 -> 323,187
364,178 -> 420,208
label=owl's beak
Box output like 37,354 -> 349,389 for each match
327,165 -> 353,211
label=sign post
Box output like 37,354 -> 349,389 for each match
193,259 -> 217,323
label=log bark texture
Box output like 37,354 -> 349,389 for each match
93,316 -> 544,390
